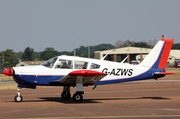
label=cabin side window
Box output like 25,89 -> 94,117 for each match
90,63 -> 100,69
55,59 -> 73,69
75,61 -> 88,69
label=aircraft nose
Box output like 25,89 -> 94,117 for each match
3,68 -> 14,76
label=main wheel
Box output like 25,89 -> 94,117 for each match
61,91 -> 71,100
73,93 -> 83,102
14,94 -> 23,102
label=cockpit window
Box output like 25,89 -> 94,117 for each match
90,63 -> 100,69
75,61 -> 88,69
55,59 -> 73,69
41,57 -> 58,68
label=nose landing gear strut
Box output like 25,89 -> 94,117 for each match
14,87 -> 23,102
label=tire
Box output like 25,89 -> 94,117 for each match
61,91 -> 71,100
73,93 -> 83,102
14,94 -> 23,102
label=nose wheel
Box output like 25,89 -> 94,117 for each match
14,87 -> 23,102
14,94 -> 23,102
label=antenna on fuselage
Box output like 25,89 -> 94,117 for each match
101,53 -> 108,60
120,56 -> 128,63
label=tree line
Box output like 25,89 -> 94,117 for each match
15,43 -> 115,62
114,39 -> 180,49
0,39 -> 180,69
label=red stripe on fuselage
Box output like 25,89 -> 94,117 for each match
158,38 -> 174,69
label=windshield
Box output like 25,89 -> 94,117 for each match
41,57 -> 58,68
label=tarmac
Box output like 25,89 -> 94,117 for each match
0,76 -> 180,119
0,80 -> 15,83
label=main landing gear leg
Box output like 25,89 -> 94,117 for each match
73,76 -> 84,102
14,87 -> 23,102
61,86 -> 71,100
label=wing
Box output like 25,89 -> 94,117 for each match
49,70 -> 107,86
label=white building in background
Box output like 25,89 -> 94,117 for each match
95,47 -> 180,67
136,50 -> 180,66
94,47 -> 152,63
168,50 -> 180,66
16,61 -> 45,67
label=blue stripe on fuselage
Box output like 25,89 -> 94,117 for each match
13,74 -> 64,86
13,75 -> 37,86
13,68 -> 165,86
37,75 -> 64,85
94,68 -> 165,85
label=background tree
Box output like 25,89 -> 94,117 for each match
114,39 -> 151,48
133,42 -> 151,48
147,39 -> 158,48
21,47 -> 36,61
15,51 -> 23,59
40,47 -> 60,60
76,44 -> 114,55
172,43 -> 180,49
122,40 -> 133,47
114,40 -> 124,48
0,49 -> 19,69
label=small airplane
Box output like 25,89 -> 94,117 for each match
3,37 -> 175,102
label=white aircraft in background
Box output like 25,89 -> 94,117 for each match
3,38 -> 175,102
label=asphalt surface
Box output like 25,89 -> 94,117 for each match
0,76 -> 180,119
0,80 -> 15,83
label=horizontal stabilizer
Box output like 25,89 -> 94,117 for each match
154,72 -> 177,75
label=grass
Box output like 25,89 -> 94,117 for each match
165,68 -> 180,76
0,83 -> 17,90
0,74 -> 13,81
